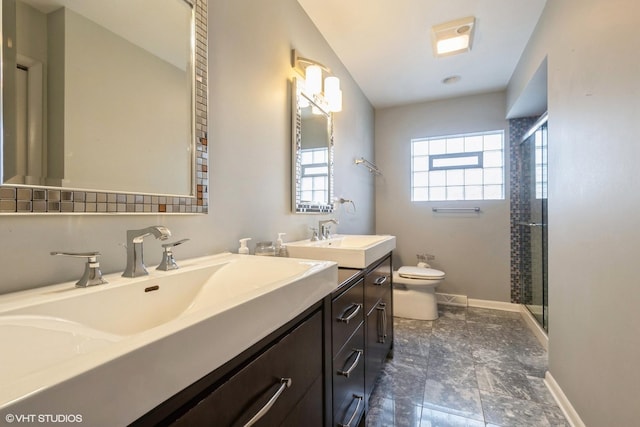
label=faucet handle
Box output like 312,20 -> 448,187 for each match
161,238 -> 190,249
157,239 -> 190,271
309,227 -> 319,241
51,251 -> 108,287
51,250 -> 100,259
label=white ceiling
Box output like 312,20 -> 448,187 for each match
297,0 -> 547,109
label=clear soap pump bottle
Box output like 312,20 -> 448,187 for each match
276,232 -> 289,257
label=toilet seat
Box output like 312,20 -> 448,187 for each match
398,266 -> 445,280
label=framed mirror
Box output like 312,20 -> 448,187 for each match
291,77 -> 334,214
0,0 -> 208,214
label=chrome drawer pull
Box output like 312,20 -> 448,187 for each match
338,394 -> 363,427
337,303 -> 362,324
376,303 -> 387,343
376,302 -> 387,344
242,378 -> 292,427
373,276 -> 387,286
337,349 -> 363,378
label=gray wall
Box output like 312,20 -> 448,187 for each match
0,0 -> 375,295
375,92 -> 511,302
508,0 -> 640,424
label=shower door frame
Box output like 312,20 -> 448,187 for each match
519,113 -> 548,332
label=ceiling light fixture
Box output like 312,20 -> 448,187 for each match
291,49 -> 342,113
432,16 -> 476,58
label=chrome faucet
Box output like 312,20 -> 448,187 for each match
122,226 -> 171,277
318,219 -> 338,240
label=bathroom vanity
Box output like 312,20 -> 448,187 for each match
133,253 -> 393,427
0,250 -> 393,426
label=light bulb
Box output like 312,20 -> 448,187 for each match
324,76 -> 342,112
305,65 -> 322,96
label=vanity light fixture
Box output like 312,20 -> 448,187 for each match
432,16 -> 475,57
292,49 -> 343,112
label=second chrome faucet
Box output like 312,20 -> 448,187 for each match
122,226 -> 172,277
318,219 -> 338,240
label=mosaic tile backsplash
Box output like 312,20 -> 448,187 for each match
0,0 -> 208,215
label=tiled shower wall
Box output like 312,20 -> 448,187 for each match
509,116 -> 539,303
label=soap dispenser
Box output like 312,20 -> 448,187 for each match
238,238 -> 251,254
276,232 -> 289,257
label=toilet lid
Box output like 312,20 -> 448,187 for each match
398,266 -> 445,280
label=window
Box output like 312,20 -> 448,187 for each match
300,147 -> 329,204
411,130 -> 505,201
534,125 -> 548,200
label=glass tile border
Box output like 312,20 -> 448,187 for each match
0,0 -> 208,215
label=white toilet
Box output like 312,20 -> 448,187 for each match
393,260 -> 445,321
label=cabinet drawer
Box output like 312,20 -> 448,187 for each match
364,256 -> 391,314
172,311 -> 323,427
332,278 -> 364,358
333,325 -> 365,427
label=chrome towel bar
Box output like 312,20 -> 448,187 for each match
432,207 -> 481,213
354,157 -> 382,175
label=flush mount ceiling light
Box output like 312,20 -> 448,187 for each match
291,49 -> 342,113
432,16 -> 476,58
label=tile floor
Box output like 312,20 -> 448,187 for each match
366,305 -> 570,427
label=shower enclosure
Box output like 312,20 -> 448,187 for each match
519,113 -> 548,331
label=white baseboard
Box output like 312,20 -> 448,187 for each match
467,298 -> 522,312
544,372 -> 585,427
519,305 -> 549,350
435,293 -> 468,306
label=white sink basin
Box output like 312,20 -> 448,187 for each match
287,234 -> 396,268
0,253 -> 337,425
3,256 -> 320,336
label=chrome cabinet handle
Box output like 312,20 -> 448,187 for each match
337,303 -> 362,324
376,303 -> 387,343
373,276 -> 388,286
337,349 -> 363,378
338,394 -> 363,427
242,378 -> 292,427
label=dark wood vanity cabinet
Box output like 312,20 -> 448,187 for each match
171,310 -> 324,426
134,305 -> 326,427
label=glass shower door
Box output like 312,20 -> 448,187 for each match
520,115 -> 548,331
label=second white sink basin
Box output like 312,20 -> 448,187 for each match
287,234 -> 396,268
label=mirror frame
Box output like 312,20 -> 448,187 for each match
0,0 -> 208,214
291,77 -> 334,214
